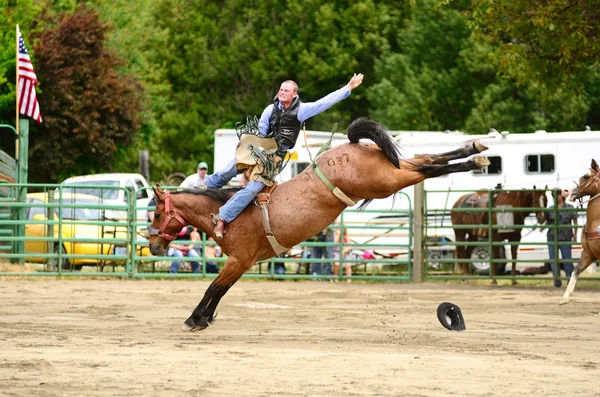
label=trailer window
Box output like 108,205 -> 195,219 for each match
472,156 -> 502,175
525,154 -> 554,173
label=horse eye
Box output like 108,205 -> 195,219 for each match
155,214 -> 161,220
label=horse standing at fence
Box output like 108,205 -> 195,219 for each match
450,191 -> 489,275
451,187 -> 547,281
149,118 -> 490,331
560,159 -> 600,304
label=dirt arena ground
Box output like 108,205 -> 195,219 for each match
1,279 -> 599,397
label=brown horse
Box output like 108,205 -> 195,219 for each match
450,191 -> 489,275
560,159 -> 600,304
451,187 -> 548,279
148,118 -> 489,331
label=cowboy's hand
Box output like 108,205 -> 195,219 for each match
348,73 -> 364,90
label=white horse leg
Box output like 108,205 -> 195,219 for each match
560,250 -> 594,305
560,273 -> 579,305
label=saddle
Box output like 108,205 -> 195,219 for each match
235,134 -> 287,186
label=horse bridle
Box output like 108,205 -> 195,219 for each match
148,191 -> 188,241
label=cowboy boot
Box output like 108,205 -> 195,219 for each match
213,219 -> 227,240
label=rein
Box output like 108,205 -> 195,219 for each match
151,191 -> 188,241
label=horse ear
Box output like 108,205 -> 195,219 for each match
153,185 -> 165,201
591,159 -> 599,172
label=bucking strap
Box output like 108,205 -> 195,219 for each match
313,166 -> 357,207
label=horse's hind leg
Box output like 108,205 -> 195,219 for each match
560,250 -> 595,305
417,140 -> 488,165
417,157 -> 490,178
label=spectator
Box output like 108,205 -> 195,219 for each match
180,162 -> 209,189
332,227 -> 353,282
202,237 -> 221,274
272,251 -> 288,275
545,188 -> 578,287
167,226 -> 202,273
311,227 -> 334,276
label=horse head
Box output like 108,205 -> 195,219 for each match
148,185 -> 189,255
530,185 -> 549,224
570,159 -> 600,201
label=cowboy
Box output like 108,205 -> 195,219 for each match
206,73 -> 364,239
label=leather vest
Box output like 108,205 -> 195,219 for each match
268,96 -> 301,150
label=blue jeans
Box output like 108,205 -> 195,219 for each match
311,245 -> 334,275
204,158 -> 265,223
205,261 -> 220,274
205,159 -> 239,189
547,242 -> 573,278
168,247 -> 200,273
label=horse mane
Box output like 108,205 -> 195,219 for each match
173,187 -> 243,204
347,118 -> 405,211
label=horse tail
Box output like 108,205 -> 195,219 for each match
347,118 -> 403,211
347,118 -> 402,169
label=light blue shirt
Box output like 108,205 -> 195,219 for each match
257,85 -> 351,143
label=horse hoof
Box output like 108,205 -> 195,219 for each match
181,323 -> 208,332
474,156 -> 490,168
559,298 -> 569,305
182,316 -> 211,332
472,141 -> 488,153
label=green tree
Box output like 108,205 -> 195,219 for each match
368,0 -> 494,131
369,0 -> 597,134
29,5 -> 143,182
143,0 -> 408,177
465,0 -> 600,89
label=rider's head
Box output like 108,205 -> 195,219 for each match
277,80 -> 298,108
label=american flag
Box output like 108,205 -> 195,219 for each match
17,30 -> 42,123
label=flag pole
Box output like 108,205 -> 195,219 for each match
15,24 -> 20,161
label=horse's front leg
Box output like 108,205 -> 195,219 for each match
182,280 -> 231,331
183,258 -> 248,331
560,249 -> 595,305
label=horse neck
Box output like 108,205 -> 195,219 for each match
172,194 -> 219,235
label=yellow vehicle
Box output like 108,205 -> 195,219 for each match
25,192 -> 150,270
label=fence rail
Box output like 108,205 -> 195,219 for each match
0,183 -> 598,285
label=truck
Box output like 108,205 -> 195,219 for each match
60,173 -> 154,222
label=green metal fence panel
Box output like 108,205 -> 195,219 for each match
422,187 -> 598,283
0,183 -> 414,282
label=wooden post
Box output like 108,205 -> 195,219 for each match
139,150 -> 149,182
412,182 -> 425,283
